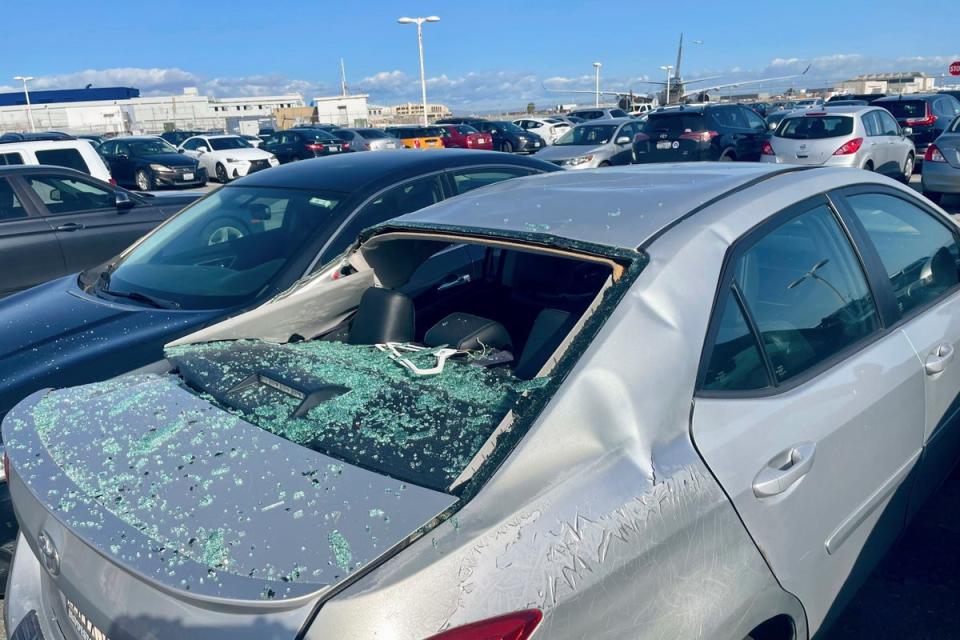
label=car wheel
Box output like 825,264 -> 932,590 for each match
863,160 -> 874,172
201,218 -> 250,246
135,169 -> 153,191
215,163 -> 230,183
924,190 -> 943,204
719,150 -> 735,162
900,153 -> 915,183
501,141 -> 514,153
598,161 -> 611,167
0,537 -> 16,596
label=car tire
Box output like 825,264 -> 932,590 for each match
900,153 -> 915,183
0,536 -> 16,596
215,163 -> 230,183
501,141 -> 513,153
719,150 -> 735,162
201,217 -> 251,246
863,160 -> 874,172
135,169 -> 153,191
923,190 -> 943,204
598,161 -> 611,167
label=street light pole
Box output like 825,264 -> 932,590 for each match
13,76 -> 36,132
398,16 -> 440,127
660,65 -> 674,105
593,62 -> 602,108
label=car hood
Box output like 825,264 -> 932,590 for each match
137,152 -> 197,167
0,277 -> 220,418
206,147 -> 273,160
535,143 -> 606,161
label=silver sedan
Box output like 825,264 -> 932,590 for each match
921,116 -> 960,204
332,127 -> 403,151
534,117 -> 641,168
6,165 -> 960,640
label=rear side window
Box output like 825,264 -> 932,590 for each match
702,289 -> 770,391
34,148 -> 90,174
610,109 -> 628,118
0,178 -> 27,220
27,176 -> 114,215
727,204 -> 881,385
0,152 -> 24,165
847,193 -> 960,316
356,129 -> 388,139
451,167 -> 535,195
776,116 -> 854,139
644,114 -> 705,134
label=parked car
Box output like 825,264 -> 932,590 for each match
471,120 -> 544,153
0,164 -> 198,297
921,117 -> 960,203
260,129 -> 346,163
0,131 -> 73,143
871,94 -> 960,158
159,130 -> 205,148
761,106 -> 916,181
7,164 -> 960,640
178,134 -> 279,183
567,107 -> 630,120
99,136 -> 206,190
534,118 -> 641,168
765,108 -> 798,131
513,117 -> 571,145
385,126 -> 444,150
435,124 -> 493,150
240,134 -> 263,148
0,139 -> 112,182
331,128 -> 403,152
634,103 -> 769,163
823,99 -> 869,107
435,117 -> 488,126
939,90 -> 960,103
829,93 -> 886,103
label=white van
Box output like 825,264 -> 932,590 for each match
0,140 -> 113,183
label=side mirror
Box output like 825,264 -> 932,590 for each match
197,147 -> 207,155
178,148 -> 185,154
615,136 -> 631,145
49,188 -> 62,202
902,127 -> 913,136
115,190 -> 136,210
768,122 -> 778,130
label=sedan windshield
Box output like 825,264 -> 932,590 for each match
776,116 -> 854,139
496,121 -> 526,134
129,139 -> 179,156
209,137 -> 252,151
555,124 -> 618,145
91,186 -> 346,309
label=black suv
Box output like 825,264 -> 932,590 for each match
633,103 -> 769,163
260,128 -> 346,163
871,94 -> 960,156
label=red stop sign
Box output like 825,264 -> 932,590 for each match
951,61 -> 960,76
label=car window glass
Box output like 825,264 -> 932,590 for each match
99,141 -> 115,155
451,168 -> 535,195
743,108 -> 767,130
847,193 -> 960,316
711,107 -> 739,128
116,142 -> 131,156
27,176 -> 114,215
877,111 -> 900,136
0,152 -> 24,165
734,204 -> 881,384
702,288 -> 770,391
862,111 -> 882,137
182,138 -> 200,151
34,148 -> 90,174
0,178 -> 27,220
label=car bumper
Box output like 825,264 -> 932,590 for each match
921,161 -> 960,193
153,167 -> 207,187
226,159 -> 279,178
5,533 -> 61,640
514,140 -> 544,153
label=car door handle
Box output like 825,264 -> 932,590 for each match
924,343 -> 955,375
55,222 -> 85,232
753,442 -> 816,498
437,274 -> 471,292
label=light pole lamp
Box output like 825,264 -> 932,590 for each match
660,65 -> 674,105
13,75 -> 36,132
398,15 -> 440,126
592,62 -> 602,108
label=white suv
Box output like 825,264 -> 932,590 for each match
0,139 -> 112,183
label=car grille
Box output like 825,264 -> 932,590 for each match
247,159 -> 271,173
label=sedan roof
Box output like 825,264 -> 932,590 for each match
395,163 -> 804,250
234,149 -> 559,192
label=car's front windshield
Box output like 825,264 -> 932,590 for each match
209,137 -> 252,151
129,139 -> 179,156
497,122 -> 526,134
90,185 -> 347,309
554,124 -> 618,145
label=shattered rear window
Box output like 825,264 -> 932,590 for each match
165,340 -> 548,491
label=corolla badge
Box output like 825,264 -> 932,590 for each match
37,530 -> 60,575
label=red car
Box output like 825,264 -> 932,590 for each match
436,124 -> 494,150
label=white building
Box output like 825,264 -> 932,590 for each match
312,94 -> 370,127
837,72 -> 936,96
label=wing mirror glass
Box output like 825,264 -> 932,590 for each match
615,136 -> 631,145
902,127 -> 913,135
49,188 -> 62,202
115,190 -> 136,210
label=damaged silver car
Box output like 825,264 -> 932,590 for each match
5,163 -> 960,640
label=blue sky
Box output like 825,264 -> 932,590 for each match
1,0 -> 957,110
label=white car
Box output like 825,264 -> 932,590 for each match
178,135 -> 278,183
0,139 -> 112,183
513,117 -> 572,145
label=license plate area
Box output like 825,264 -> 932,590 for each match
656,141 -> 673,150
182,172 -> 194,181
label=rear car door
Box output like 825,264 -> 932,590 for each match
875,110 -> 903,175
835,187 -> 960,519
740,106 -> 769,160
0,176 -> 67,295
610,122 -> 636,164
691,197 -> 926,633
23,173 -> 165,272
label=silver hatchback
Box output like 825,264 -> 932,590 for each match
762,106 -> 916,181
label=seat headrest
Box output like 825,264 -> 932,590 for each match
347,288 -> 415,345
424,313 -> 512,352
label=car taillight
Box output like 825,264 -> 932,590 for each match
109,178 -> 117,186
761,140 -> 775,155
342,142 -> 350,150
925,144 -> 946,162
679,130 -> 719,142
904,104 -> 936,127
424,610 -> 542,640
833,137 -> 864,155
305,143 -> 325,151
634,132 -> 650,142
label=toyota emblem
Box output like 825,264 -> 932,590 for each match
37,530 -> 60,576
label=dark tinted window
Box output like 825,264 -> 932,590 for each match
847,193 -> 960,315
776,116 -> 854,139
877,100 -> 927,119
644,113 -> 706,134
355,129 -> 389,139
735,204 -> 881,384
862,111 -> 882,137
451,167 -> 535,195
34,148 -> 90,174
743,108 -> 767,130
0,152 -> 24,165
610,109 -> 628,118
128,139 -> 178,156
454,125 -> 478,135
702,289 -> 770,391
27,176 -> 113,215
0,178 -> 27,220
209,137 -> 252,151
877,110 -> 900,136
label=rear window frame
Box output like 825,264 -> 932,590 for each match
774,114 -> 855,140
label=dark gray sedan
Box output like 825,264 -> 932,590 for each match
922,116 -> 960,204
0,164 -> 199,297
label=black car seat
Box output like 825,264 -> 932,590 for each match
424,312 -> 512,352
346,288 -> 416,345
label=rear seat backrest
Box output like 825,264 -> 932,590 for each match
347,288 -> 415,345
